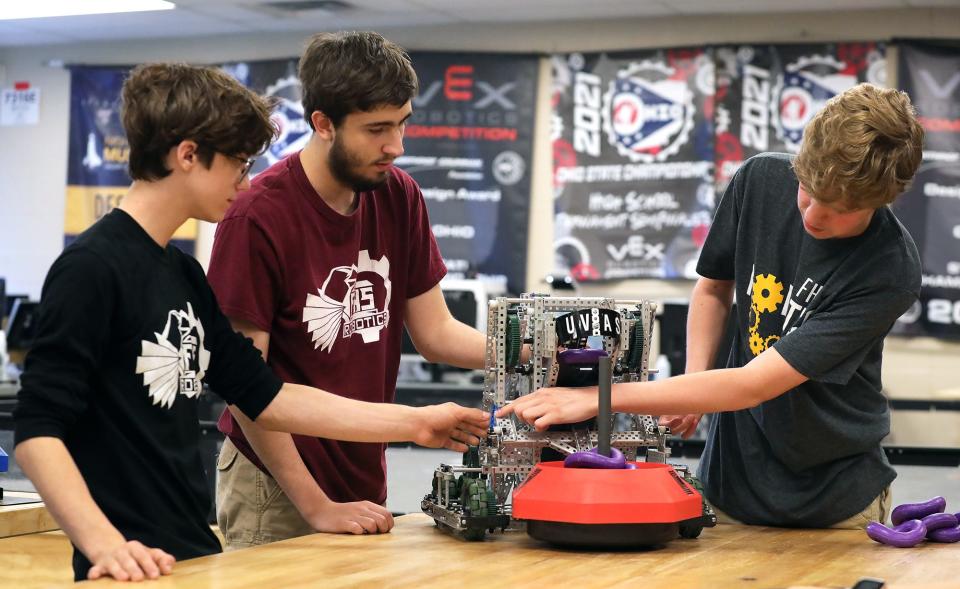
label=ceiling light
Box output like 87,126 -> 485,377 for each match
0,1 -> 175,20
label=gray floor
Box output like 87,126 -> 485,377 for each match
2,430 -> 957,520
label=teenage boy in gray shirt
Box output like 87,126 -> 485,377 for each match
499,83 -> 924,529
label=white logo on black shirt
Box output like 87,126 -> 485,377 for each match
135,302 -> 210,408
302,250 -> 392,352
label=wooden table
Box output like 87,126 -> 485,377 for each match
5,514 -> 938,588
0,491 -> 55,538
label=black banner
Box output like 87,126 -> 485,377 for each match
228,54 -> 538,294
891,41 -> 960,339
713,42 -> 886,194
398,52 -> 538,295
551,48 -> 715,281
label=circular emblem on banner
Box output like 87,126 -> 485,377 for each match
770,55 -> 857,152
492,150 -> 526,186
695,56 -> 715,97
866,56 -> 887,86
265,75 -> 312,165
602,60 -> 695,163
897,300 -> 922,325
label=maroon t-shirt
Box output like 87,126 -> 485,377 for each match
207,152 -> 446,504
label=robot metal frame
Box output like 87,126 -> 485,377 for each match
421,294 -> 716,541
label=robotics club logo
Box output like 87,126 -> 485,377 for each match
771,55 -> 858,152
602,60 -> 695,163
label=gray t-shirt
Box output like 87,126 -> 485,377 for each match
695,152 -> 920,527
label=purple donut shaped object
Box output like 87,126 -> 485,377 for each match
929,525 -> 960,543
564,447 -> 630,469
866,519 -> 927,548
557,348 -> 609,365
928,512 -> 960,543
891,496 -> 946,526
921,512 -> 958,533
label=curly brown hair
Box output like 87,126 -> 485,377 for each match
121,63 -> 278,181
792,83 -> 924,210
298,31 -> 418,129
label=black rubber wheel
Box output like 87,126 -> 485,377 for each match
679,522 -> 704,539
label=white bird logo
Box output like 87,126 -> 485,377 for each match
135,302 -> 210,409
303,266 -> 355,352
302,251 -> 391,352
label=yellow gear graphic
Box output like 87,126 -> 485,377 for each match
748,303 -> 761,332
748,332 -> 765,356
764,335 -> 780,348
752,273 -> 784,314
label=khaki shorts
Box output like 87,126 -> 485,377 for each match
215,438 -> 315,550
710,486 -> 892,529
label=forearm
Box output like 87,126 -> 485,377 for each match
685,278 -> 734,373
613,348 -> 805,415
613,368 -> 762,415
15,437 -> 126,561
419,317 -> 486,369
256,383 -> 420,442
228,406 -> 331,516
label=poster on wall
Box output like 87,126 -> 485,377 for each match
891,40 -> 960,340
65,66 -> 197,253
67,55 -> 535,294
713,42 -> 887,195
397,52 -> 537,294
224,53 -> 537,294
551,48 -> 716,281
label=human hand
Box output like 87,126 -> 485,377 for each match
495,386 -> 599,431
413,403 -> 489,451
659,414 -> 702,439
306,499 -> 395,535
87,540 -> 175,581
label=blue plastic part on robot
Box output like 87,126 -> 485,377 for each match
0,445 -> 8,472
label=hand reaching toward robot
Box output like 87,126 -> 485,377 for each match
496,386 -> 600,431
413,403 -> 490,452
658,414 -> 702,439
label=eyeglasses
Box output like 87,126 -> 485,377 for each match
221,153 -> 256,182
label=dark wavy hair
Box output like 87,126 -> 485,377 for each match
298,31 -> 418,129
121,63 -> 278,181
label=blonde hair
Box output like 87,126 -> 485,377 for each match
793,83 -> 924,210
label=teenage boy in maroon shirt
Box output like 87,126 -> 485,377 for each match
208,31 -> 488,546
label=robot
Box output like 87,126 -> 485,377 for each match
421,294 -> 716,545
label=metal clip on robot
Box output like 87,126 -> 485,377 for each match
421,294 -> 716,546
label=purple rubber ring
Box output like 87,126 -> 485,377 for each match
564,447 -> 633,469
866,519 -> 927,548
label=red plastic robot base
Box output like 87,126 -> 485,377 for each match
512,461 -> 704,547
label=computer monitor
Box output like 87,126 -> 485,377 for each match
6,299 -> 39,352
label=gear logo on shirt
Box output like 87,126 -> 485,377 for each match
748,273 -> 784,356
302,251 -> 392,352
135,302 -> 210,409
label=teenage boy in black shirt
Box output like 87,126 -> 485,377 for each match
499,84 -> 924,529
13,63 -> 488,582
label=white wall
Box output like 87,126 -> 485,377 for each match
1,8 -> 959,409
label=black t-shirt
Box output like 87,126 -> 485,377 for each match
14,209 -> 282,578
696,153 -> 920,527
